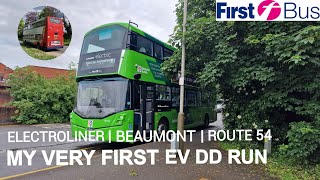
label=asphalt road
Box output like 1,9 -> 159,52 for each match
0,114 -> 276,180
0,124 -> 99,178
19,41 -> 68,57
45,46 -> 68,57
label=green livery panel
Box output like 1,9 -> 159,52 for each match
71,110 -> 135,142
118,50 -> 167,84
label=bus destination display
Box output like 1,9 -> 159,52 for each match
77,49 -> 121,77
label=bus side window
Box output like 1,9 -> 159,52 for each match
186,90 -> 196,107
131,34 -> 153,57
129,32 -> 137,50
171,87 -> 179,107
164,48 -> 173,60
197,91 -> 202,107
126,82 -> 132,109
184,89 -> 187,106
154,43 -> 163,60
133,82 -> 141,110
202,92 -> 208,106
156,85 -> 171,101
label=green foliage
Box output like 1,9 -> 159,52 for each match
267,152 -> 320,180
64,38 -> 71,46
17,19 -> 24,40
7,68 -> 76,124
280,122 -> 320,164
220,141 -> 320,179
63,17 -> 72,40
25,11 -> 38,26
164,0 -> 320,164
38,6 -> 63,19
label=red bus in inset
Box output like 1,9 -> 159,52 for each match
23,16 -> 64,50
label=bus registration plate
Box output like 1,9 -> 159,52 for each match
51,41 -> 61,45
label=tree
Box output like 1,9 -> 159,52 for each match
164,0 -> 320,164
7,67 -> 77,124
63,15 -> 72,40
38,6 -> 62,19
17,19 -> 25,40
25,12 -> 38,26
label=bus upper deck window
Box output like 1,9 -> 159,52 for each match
164,48 -> 173,60
132,34 -> 153,57
139,47 -> 147,53
154,43 -> 163,60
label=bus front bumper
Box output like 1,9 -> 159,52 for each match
71,123 -> 134,143
46,45 -> 63,50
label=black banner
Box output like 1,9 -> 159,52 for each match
77,49 -> 122,77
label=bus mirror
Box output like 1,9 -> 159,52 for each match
134,73 -> 141,80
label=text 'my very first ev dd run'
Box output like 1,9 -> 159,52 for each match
7,130 -> 271,166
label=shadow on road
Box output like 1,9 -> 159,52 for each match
76,141 -> 144,151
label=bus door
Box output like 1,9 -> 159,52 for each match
133,82 -> 155,134
145,85 -> 155,133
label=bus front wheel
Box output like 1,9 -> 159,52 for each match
157,118 -> 169,134
204,114 -> 209,128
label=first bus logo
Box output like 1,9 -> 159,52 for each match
258,0 -> 281,20
216,0 -> 320,21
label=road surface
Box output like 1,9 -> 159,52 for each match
19,41 -> 68,57
45,46 -> 68,57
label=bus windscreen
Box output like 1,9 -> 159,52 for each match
74,78 -> 130,118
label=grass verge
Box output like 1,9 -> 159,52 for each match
219,141 -> 320,180
267,155 -> 320,180
64,39 -> 71,46
21,44 -> 56,60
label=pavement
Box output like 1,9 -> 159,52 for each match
0,124 -> 98,178
0,114 -> 277,180
45,46 -> 68,57
19,41 -> 68,57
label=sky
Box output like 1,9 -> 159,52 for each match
0,0 -> 178,70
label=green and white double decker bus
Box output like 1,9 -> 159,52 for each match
71,22 -> 216,142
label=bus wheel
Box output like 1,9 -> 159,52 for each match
157,118 -> 168,134
37,43 -> 41,49
204,114 -> 209,128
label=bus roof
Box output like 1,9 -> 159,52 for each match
84,22 -> 176,52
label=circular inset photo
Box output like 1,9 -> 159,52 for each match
17,6 -> 72,60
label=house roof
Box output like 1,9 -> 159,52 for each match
0,63 -> 74,87
25,66 -> 73,79
0,63 -> 13,87
0,63 -> 13,80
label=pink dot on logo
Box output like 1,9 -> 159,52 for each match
258,0 -> 281,21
